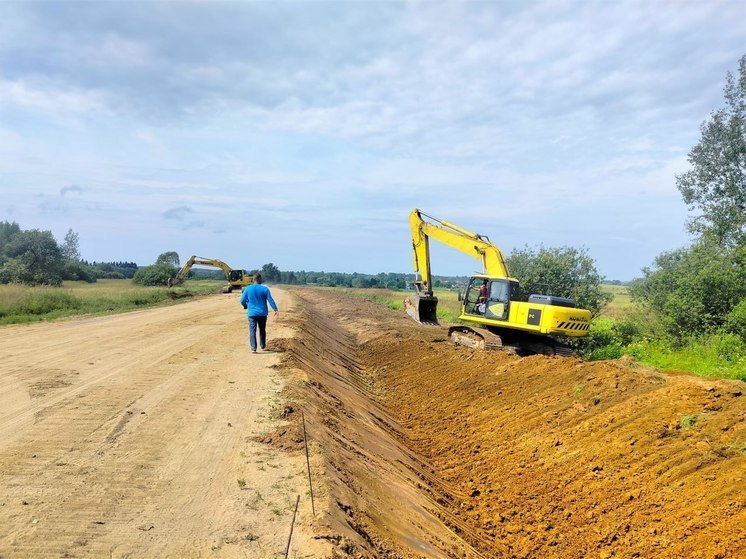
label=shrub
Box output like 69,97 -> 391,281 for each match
580,316 -> 645,360
62,260 -> 97,283
724,300 -> 746,341
714,332 -> 746,363
16,291 -> 83,315
132,264 -> 176,286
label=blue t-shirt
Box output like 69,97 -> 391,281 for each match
240,284 -> 278,317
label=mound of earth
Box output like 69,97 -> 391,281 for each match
279,288 -> 745,559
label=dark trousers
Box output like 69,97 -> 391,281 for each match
248,315 -> 267,351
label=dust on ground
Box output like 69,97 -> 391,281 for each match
281,287 -> 745,559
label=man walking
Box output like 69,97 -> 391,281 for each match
240,273 -> 279,353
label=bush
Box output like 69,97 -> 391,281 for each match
714,332 -> 746,363
16,291 -> 83,315
132,264 -> 176,286
580,316 -> 645,360
724,300 -> 746,340
62,260 -> 97,283
631,240 -> 746,343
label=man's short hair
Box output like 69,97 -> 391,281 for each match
254,273 -> 263,284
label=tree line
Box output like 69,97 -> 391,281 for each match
587,54 -> 746,366
632,55 -> 746,344
0,222 -> 139,284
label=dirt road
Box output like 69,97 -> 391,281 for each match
0,290 -> 328,558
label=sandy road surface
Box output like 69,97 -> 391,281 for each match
0,289 -> 328,559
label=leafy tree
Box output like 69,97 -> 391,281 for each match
506,245 -> 612,317
62,260 -> 97,283
155,251 -> 180,267
0,229 -> 64,286
629,239 -> 746,342
132,263 -> 175,286
61,228 -> 81,261
676,55 -> 746,246
260,262 -> 280,282
0,221 -> 21,248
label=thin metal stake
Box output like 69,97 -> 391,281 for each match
284,494 -> 300,559
302,411 -> 316,516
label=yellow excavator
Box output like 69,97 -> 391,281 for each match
406,209 -> 591,356
168,256 -> 253,293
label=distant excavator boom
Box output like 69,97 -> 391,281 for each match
168,256 -> 253,293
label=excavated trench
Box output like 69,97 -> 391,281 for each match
275,288 -> 745,559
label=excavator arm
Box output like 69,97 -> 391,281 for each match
407,209 -> 514,323
406,208 -> 592,355
410,209 -> 511,295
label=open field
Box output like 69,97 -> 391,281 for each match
1,288 -> 744,558
599,284 -> 634,318
0,279 -> 225,324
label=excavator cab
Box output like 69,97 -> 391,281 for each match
463,277 -> 519,321
228,270 -> 246,283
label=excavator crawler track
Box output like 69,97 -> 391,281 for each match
448,326 -> 517,353
448,325 -> 575,357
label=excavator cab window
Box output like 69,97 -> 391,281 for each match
465,278 -> 516,320
489,281 -> 509,303
229,270 -> 243,282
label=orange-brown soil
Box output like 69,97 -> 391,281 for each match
283,287 -> 745,559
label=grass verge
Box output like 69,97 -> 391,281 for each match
0,279 -> 226,324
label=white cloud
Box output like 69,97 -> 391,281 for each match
0,0 -> 744,279
0,79 -> 106,113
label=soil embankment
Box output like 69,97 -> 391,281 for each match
283,288 -> 745,558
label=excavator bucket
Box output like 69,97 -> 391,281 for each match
404,293 -> 439,325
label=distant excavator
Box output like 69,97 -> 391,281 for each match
168,256 -> 253,293
406,209 -> 591,356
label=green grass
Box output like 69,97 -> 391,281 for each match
0,279 -> 226,324
626,335 -> 746,381
340,286 -> 464,323
431,288 -> 462,323
600,284 -> 634,318
346,289 -> 404,311
678,414 -> 698,430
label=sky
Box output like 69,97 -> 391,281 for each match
1,1 -> 745,281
